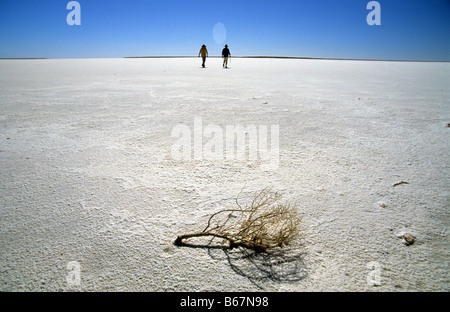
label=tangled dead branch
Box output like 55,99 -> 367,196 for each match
174,188 -> 302,253
174,188 -> 306,287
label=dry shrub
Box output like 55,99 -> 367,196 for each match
174,188 -> 302,253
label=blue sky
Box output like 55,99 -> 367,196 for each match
0,0 -> 449,61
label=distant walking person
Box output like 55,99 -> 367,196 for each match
198,45 -> 208,68
222,44 -> 231,68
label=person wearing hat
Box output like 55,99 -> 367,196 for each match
222,44 -> 231,68
198,45 -> 208,68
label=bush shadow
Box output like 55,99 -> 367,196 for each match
204,238 -> 308,289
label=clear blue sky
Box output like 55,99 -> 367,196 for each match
0,0 -> 449,61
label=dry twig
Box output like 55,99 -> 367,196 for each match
174,188 -> 302,253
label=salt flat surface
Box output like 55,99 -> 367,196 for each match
0,58 -> 449,291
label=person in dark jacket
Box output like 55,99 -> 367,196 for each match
222,44 -> 231,68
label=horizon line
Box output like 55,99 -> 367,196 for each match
124,56 -> 450,63
1,56 -> 449,63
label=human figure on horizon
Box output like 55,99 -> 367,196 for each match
222,44 -> 231,68
198,45 -> 208,68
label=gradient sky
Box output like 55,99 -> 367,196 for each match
0,0 -> 449,61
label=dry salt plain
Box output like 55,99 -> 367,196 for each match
0,57 -> 449,292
